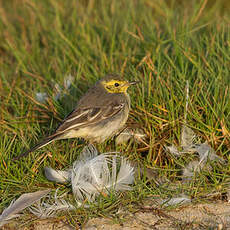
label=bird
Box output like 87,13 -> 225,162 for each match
15,74 -> 139,160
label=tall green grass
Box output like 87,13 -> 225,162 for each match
0,0 -> 229,227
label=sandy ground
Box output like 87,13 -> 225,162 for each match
83,201 -> 230,230
2,200 -> 230,230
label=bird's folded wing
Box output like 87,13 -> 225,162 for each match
55,102 -> 125,133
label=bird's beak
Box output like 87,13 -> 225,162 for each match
128,81 -> 140,86
122,81 -> 140,89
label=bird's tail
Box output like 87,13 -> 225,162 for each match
13,133 -> 62,160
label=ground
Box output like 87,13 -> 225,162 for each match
3,201 -> 230,229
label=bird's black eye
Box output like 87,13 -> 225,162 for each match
114,82 -> 119,87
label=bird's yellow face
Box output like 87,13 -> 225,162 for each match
101,79 -> 137,94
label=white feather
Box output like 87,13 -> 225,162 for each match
166,125 -> 224,162
195,142 -> 224,163
28,189 -> 75,218
162,195 -> 191,207
71,153 -> 110,201
111,156 -> 117,187
165,123 -> 224,184
0,190 -> 50,227
113,158 -> 134,191
165,145 -> 181,156
64,74 -> 74,90
71,145 -> 134,202
79,144 -> 99,161
35,92 -> 48,103
54,83 -> 62,101
44,167 -> 71,183
1,144 -> 135,225
43,145 -> 134,203
182,143 -> 223,182
181,125 -> 196,149
182,160 -> 202,181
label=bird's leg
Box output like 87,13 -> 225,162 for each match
111,125 -> 128,150
114,125 -> 128,139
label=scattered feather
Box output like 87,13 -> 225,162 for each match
71,152 -> 109,201
161,195 -> 191,207
54,74 -> 74,100
53,83 -> 62,101
70,145 -> 134,202
181,125 -> 196,149
182,143 -> 223,182
165,125 -> 197,157
165,145 -> 181,157
166,125 -> 224,161
44,167 -> 71,183
34,74 -> 74,103
166,124 -> 224,182
115,128 -> 146,145
78,144 -> 100,161
182,160 -> 202,181
35,92 -> 48,103
112,158 -> 134,191
195,142 -> 224,163
0,190 -> 50,227
29,189 -> 75,218
1,145 -> 134,224
44,145 -> 135,203
64,74 -> 74,90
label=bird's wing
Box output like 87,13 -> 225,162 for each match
55,101 -> 125,133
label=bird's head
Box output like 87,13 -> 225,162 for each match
101,74 -> 139,94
